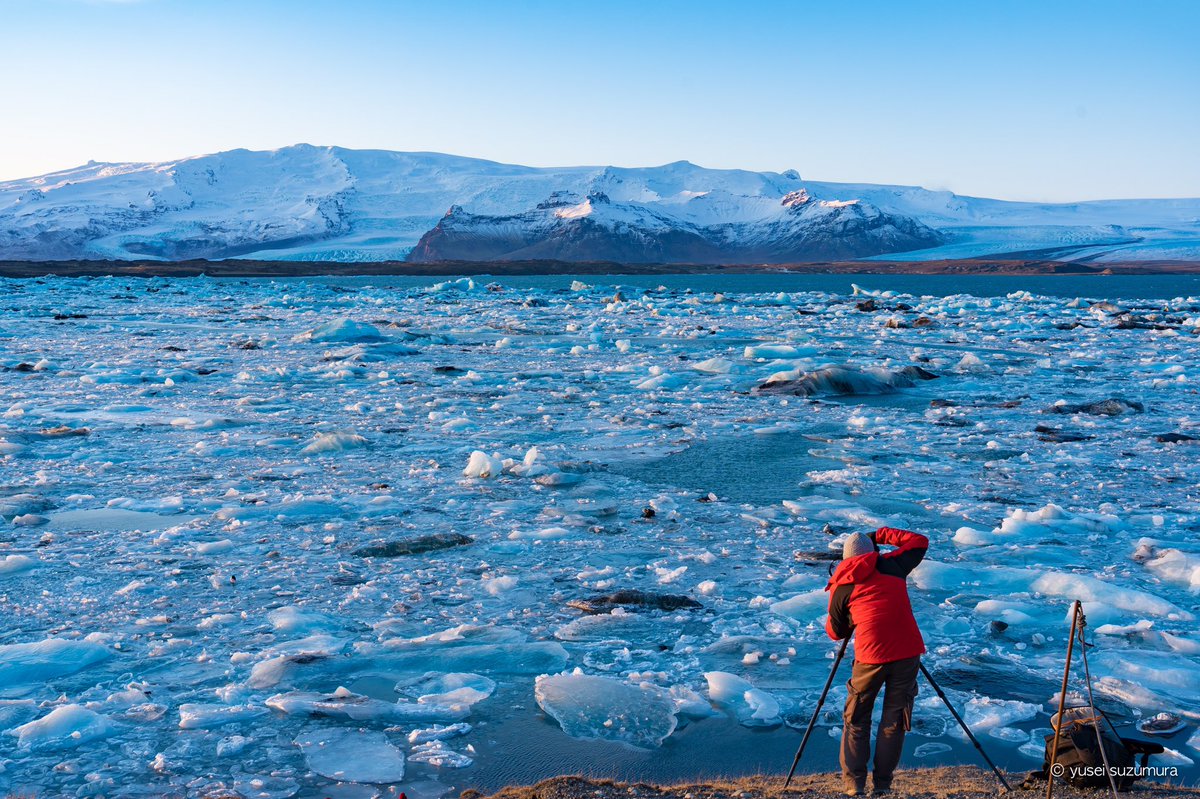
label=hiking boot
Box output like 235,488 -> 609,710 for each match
872,786 -> 893,796
843,782 -> 866,797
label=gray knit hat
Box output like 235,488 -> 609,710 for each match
842,532 -> 875,560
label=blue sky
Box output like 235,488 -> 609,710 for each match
2,0 -> 1197,201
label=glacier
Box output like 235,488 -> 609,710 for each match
1,144 -> 1198,263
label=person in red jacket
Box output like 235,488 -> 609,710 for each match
825,526 -> 928,796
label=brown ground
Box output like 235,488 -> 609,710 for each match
466,767 -> 1199,799
2,258 -> 1200,278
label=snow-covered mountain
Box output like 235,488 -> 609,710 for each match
2,144 -> 1198,263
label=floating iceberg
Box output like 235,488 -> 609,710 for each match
0,638 -> 112,685
10,704 -> 118,750
463,450 -> 505,478
704,671 -> 781,726
294,726 -> 405,783
399,672 -> 497,706
266,687 -> 469,722
301,431 -> 369,454
535,671 -> 679,748
408,739 -> 473,768
408,722 -> 472,744
178,703 -> 268,730
296,319 -> 383,343
754,364 -> 927,397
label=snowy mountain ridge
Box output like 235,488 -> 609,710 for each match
2,144 -> 1198,263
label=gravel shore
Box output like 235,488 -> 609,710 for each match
466,767 -> 1199,799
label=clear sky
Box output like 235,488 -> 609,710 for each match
2,0 -> 1197,201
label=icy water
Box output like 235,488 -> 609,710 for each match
287,272 -> 1200,300
1,273 -> 1199,798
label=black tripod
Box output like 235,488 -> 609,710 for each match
783,637 -> 850,788
918,661 -> 1012,791
783,640 -> 1012,792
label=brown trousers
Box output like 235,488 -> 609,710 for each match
840,656 -> 920,789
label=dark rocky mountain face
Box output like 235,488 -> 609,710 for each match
408,198 -> 943,264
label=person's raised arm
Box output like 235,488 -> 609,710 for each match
874,526 -> 928,577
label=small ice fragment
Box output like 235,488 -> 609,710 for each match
988,726 -> 1030,742
267,688 -> 468,722
216,735 -> 253,757
301,431 -> 368,455
0,555 -> 37,574
407,739 -> 473,768
195,539 -> 234,555
463,450 -> 504,479
704,671 -> 781,726
913,742 -> 952,758
407,723 -> 472,744
178,703 -> 268,730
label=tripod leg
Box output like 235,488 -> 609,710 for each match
918,661 -> 1013,792
784,637 -> 850,789
1046,601 -> 1081,799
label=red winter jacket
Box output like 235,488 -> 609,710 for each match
825,526 -> 928,665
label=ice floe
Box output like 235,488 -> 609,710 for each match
535,671 -> 679,748
704,671 -> 782,726
294,726 -> 406,783
9,704 -> 118,750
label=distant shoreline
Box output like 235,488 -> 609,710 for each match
2,257 -> 1200,278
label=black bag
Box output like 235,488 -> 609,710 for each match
1030,705 -> 1164,792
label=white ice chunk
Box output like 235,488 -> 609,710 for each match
914,742 -> 953,757
693,357 -> 735,375
1141,546 -> 1200,593
178,703 -> 268,730
398,672 -> 496,707
956,353 -> 990,373
1092,650 -> 1200,703
989,726 -> 1031,742
973,599 -> 1040,626
10,704 -> 118,750
194,539 -> 234,555
301,431 -> 368,455
294,727 -> 405,784
407,739 -> 473,768
216,734 -> 253,757
1032,572 -> 1193,620
0,554 -> 37,575
743,344 -> 815,359
534,671 -> 678,748
1158,748 -> 1195,767
463,450 -> 504,479
407,722 -> 472,744
769,589 -> 828,621
297,319 -> 382,343
704,671 -> 781,726
266,687 -> 468,722
267,605 -> 344,635
0,638 -> 111,685
949,696 -> 1039,738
